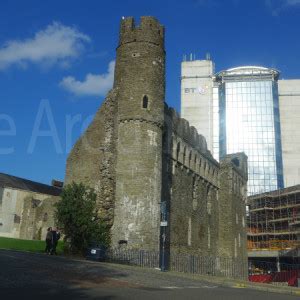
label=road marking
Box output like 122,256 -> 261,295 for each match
162,285 -> 217,289
200,285 -> 217,289
233,283 -> 246,289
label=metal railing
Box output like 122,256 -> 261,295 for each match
106,248 -> 160,268
104,248 -> 248,279
170,254 -> 248,279
103,249 -> 300,286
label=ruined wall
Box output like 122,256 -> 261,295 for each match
19,194 -> 60,240
218,153 -> 248,258
162,104 -> 220,257
64,16 -> 249,267
0,187 -> 59,240
162,104 -> 248,272
0,188 -> 20,238
218,153 -> 248,277
65,89 -> 118,226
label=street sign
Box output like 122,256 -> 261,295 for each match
160,221 -> 168,227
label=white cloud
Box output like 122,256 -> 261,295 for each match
0,22 -> 90,70
285,0 -> 300,5
60,61 -> 115,97
265,0 -> 300,15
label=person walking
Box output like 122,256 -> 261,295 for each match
45,227 -> 52,254
50,227 -> 60,255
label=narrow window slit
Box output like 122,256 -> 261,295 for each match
142,95 -> 149,109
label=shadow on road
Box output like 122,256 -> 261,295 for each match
0,249 -> 133,299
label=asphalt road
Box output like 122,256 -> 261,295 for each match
0,249 -> 298,300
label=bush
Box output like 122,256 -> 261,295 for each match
55,182 -> 110,254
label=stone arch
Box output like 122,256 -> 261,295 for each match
194,153 -> 197,171
207,185 -> 212,215
198,157 -> 202,174
188,150 -> 192,169
183,146 -> 187,166
176,141 -> 181,162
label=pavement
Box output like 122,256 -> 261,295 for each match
0,249 -> 299,299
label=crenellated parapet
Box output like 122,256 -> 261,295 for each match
119,16 -> 164,47
220,153 -> 248,198
164,103 -> 219,187
164,103 -> 208,152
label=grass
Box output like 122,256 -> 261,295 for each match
0,237 -> 64,254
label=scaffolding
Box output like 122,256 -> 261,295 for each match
247,185 -> 300,251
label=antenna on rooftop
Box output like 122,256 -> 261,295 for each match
206,52 -> 211,60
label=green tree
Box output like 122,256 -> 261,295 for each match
55,182 -> 110,254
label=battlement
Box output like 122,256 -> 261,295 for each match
164,103 -> 219,187
164,103 -> 216,163
222,153 -> 248,181
119,16 -> 164,47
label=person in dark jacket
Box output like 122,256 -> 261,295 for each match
45,227 -> 52,254
50,227 -> 60,255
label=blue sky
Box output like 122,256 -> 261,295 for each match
0,0 -> 299,185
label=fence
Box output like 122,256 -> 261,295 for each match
106,248 -> 160,268
105,248 -> 248,279
103,249 -> 300,286
170,254 -> 248,279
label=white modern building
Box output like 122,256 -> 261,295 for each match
278,80 -> 300,187
181,59 -> 215,151
181,58 -> 300,195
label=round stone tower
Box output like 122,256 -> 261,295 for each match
111,16 -> 165,250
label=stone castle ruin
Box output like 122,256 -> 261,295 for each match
65,16 -> 248,272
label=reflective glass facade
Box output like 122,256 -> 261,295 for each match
215,67 -> 284,195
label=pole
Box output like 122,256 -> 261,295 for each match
161,230 -> 166,272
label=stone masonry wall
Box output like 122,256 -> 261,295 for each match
20,194 -> 60,240
65,89 -> 118,226
162,103 -> 220,257
64,16 -> 249,271
218,153 -> 248,278
111,17 -> 165,250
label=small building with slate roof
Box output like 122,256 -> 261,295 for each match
0,173 -> 62,240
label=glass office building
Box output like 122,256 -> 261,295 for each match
215,66 -> 284,195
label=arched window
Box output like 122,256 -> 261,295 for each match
189,151 -> 192,168
176,142 -> 180,161
142,95 -> 149,109
183,147 -> 187,165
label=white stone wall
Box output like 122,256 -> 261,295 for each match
181,60 -> 215,151
0,188 -> 19,238
279,79 -> 300,187
0,187 -> 58,240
